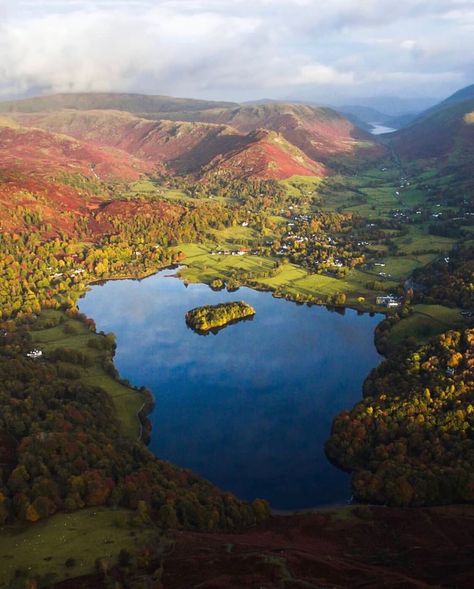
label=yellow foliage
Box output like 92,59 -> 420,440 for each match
464,112 -> 474,125
25,503 -> 40,523
448,352 -> 463,367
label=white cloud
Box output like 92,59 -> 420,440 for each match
0,0 -> 472,101
286,63 -> 355,86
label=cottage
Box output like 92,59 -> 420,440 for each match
376,295 -> 401,308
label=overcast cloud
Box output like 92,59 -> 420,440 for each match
0,0 -> 472,103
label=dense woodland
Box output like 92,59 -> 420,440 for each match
0,153 -> 473,532
185,301 -> 255,333
326,328 -> 474,506
413,243 -> 474,309
0,321 -> 268,528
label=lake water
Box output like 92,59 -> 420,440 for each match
79,268 -> 382,510
369,122 -> 397,135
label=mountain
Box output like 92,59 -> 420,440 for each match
390,90 -> 474,161
175,103 -> 381,164
203,129 -> 326,179
9,100 -> 379,179
11,110 -> 249,175
0,96 -> 378,235
429,84 -> 474,110
411,84 -> 474,122
0,92 -> 236,116
337,105 -> 393,126
336,105 -> 418,131
332,95 -> 437,117
11,110 -> 326,180
0,115 -> 156,234
0,115 -> 152,180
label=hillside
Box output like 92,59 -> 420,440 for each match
0,116 -> 153,180
203,129 -> 326,179
0,92 -> 236,115
11,109 -> 329,179
5,96 -> 382,173
0,117 -> 156,234
337,105 -> 418,131
417,84 -> 474,120
390,95 -> 474,161
12,110 -> 249,175
178,102 -> 381,164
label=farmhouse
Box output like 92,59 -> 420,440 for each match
376,295 -> 401,308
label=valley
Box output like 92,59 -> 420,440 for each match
0,87 -> 473,588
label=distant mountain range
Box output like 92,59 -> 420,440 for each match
0,84 -> 472,235
334,105 -> 418,132
388,85 -> 474,162
0,92 -> 237,115
0,96 -> 381,181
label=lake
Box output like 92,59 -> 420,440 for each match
78,268 -> 382,510
369,122 -> 397,135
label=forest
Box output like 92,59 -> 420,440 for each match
0,153 -> 472,589
185,301 -> 256,333
326,328 -> 474,506
0,317 -> 268,529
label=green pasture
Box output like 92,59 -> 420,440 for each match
387,304 -> 466,348
31,310 -> 145,439
175,243 -> 394,308
392,225 -> 455,255
0,508 -> 160,588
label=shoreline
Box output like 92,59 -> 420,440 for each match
80,259 -> 388,448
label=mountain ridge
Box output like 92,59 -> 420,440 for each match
0,92 -> 237,115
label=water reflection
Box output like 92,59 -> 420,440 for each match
79,269 -> 382,509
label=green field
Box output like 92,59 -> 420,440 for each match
392,225 -> 455,255
318,165 -> 430,220
279,175 -> 322,200
175,243 -> 395,308
0,508 -> 161,588
31,310 -> 145,439
211,224 -> 261,247
365,253 -> 438,282
387,304 -> 466,348
176,243 -> 276,282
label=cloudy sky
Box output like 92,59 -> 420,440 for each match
0,0 -> 473,106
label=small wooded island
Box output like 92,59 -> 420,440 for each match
185,301 -> 256,333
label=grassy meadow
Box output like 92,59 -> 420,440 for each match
0,508 -> 161,588
387,304 -> 466,348
31,309 -> 145,439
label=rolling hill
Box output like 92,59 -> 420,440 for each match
0,116 -> 156,235
0,93 -> 384,235
417,84 -> 474,120
203,129 -> 326,179
171,102 -> 381,164
2,93 -> 382,173
11,110 -> 248,175
9,105 -> 372,179
0,92 -> 236,115
390,91 -> 474,161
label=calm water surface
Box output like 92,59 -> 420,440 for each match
369,122 -> 397,135
79,269 -> 382,509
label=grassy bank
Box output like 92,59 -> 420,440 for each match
0,507 -> 161,588
387,304 -> 466,348
174,243 -> 395,310
31,309 -> 146,440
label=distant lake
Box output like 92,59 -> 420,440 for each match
369,122 -> 397,135
79,268 -> 382,510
